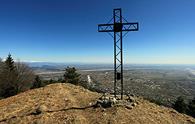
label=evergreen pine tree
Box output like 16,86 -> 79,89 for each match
64,67 -> 80,85
31,75 -> 42,89
0,57 -> 4,73
49,79 -> 54,83
5,53 -> 15,71
0,53 -> 18,97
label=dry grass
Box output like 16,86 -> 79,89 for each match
0,83 -> 194,124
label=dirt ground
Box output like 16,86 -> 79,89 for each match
0,83 -> 195,124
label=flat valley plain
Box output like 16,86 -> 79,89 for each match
32,64 -> 195,106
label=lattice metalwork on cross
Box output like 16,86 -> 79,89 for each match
98,8 -> 139,99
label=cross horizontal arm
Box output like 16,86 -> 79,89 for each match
123,22 -> 139,31
98,24 -> 114,32
98,22 -> 139,32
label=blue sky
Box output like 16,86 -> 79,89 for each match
0,0 -> 195,64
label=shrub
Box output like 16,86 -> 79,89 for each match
187,97 -> 195,117
147,97 -> 164,106
172,96 -> 187,113
31,75 -> 42,89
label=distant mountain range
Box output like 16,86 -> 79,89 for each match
25,62 -> 113,71
25,62 -> 195,72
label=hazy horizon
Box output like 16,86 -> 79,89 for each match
2,57 -> 195,66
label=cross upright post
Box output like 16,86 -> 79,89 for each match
98,8 -> 139,100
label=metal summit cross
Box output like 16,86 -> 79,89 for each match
98,8 -> 139,99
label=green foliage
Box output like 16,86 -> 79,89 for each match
64,67 -> 80,85
0,58 -> 4,81
0,54 -> 18,98
172,96 -> 195,118
187,97 -> 195,117
172,96 -> 187,113
147,97 -> 164,106
49,79 -> 55,83
0,54 -> 35,98
4,53 -> 15,71
57,78 -> 65,83
78,80 -> 89,89
75,78 -> 104,93
31,75 -> 42,89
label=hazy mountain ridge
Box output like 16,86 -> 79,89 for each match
27,62 -> 195,72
